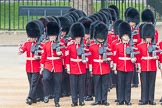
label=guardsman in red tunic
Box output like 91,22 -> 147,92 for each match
158,41 -> 162,104
125,8 -> 140,88
107,29 -> 118,46
18,21 -> 41,105
114,22 -> 136,105
59,17 -> 72,97
137,24 -> 158,105
108,5 -> 120,20
111,19 -> 124,103
65,22 -> 87,107
107,7 -> 118,46
79,17 -> 94,101
40,22 -> 65,107
89,22 -> 112,106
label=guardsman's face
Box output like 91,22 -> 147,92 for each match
129,22 -> 136,27
96,38 -> 104,43
121,34 -> 129,41
49,35 -> 57,41
85,34 -> 90,40
30,38 -> 37,42
75,37 -> 82,43
61,31 -> 67,37
145,38 -> 152,43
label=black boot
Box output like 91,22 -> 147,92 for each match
71,103 -> 78,107
44,96 -> 49,103
26,98 -> 33,105
55,102 -> 60,107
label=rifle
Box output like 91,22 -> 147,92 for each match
126,30 -> 140,63
31,20 -> 45,59
52,31 -> 65,53
148,38 -> 162,58
77,39 -> 91,63
98,40 -> 113,62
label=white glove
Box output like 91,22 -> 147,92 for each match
136,63 -> 141,73
56,51 -> 62,56
112,63 -> 117,71
114,70 -> 117,75
34,55 -> 41,60
66,64 -> 70,74
40,64 -> 44,75
110,61 -> 113,68
131,57 -> 136,63
153,56 -> 159,60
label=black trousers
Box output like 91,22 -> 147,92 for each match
70,74 -> 86,104
93,74 -> 109,102
108,70 -> 114,90
27,72 -> 39,100
114,73 -> 118,101
36,75 -> 44,99
42,69 -> 62,103
140,71 -> 156,103
117,71 -> 133,103
111,69 -> 117,85
85,69 -> 93,97
61,67 -> 70,96
132,65 -> 139,85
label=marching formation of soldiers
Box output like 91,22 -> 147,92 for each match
18,5 -> 162,107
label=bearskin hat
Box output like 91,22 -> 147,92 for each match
125,8 -> 140,24
142,9 -> 155,24
89,15 -> 97,22
74,10 -> 86,17
52,16 -> 61,27
78,16 -> 90,23
90,21 -> 100,39
100,9 -> 112,23
68,8 -> 76,12
95,13 -> 104,22
94,22 -> 108,40
118,21 -> 131,39
99,11 -> 110,24
33,20 -> 44,35
78,17 -> 92,34
93,14 -> 100,21
142,24 -> 155,39
99,10 -> 112,24
113,20 -> 124,35
98,12 -> 109,24
26,21 -> 41,38
65,15 -> 74,24
139,24 -> 144,39
89,14 -> 99,21
46,21 -> 60,36
70,22 -> 85,39
39,17 -> 49,28
108,5 -> 120,20
70,11 -> 80,21
46,16 -> 56,22
124,7 -> 133,18
65,13 -> 77,23
108,8 -> 117,22
59,17 -> 71,34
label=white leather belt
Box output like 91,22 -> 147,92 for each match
93,59 -> 103,62
26,57 -> 35,60
70,58 -> 82,62
141,56 -> 154,60
47,57 -> 60,60
118,57 -> 131,60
